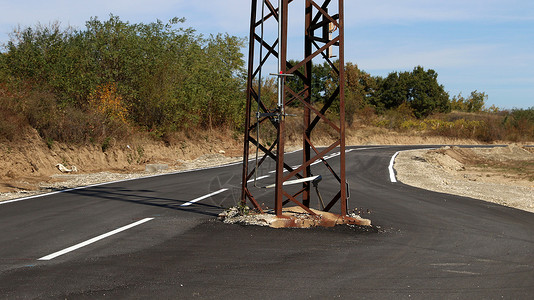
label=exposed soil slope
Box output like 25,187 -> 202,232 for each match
0,128 -> 243,196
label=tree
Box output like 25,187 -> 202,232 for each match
407,66 -> 450,118
2,15 -> 247,135
372,66 -> 450,118
451,90 -> 487,113
343,63 -> 378,125
371,71 -> 407,112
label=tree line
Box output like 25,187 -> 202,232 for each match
286,61 -> 491,119
1,15 -> 532,143
0,15 -> 245,142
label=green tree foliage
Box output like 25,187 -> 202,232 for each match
0,52 -> 9,82
285,60 -> 334,105
282,63 -> 453,122
1,15 -> 246,138
370,72 -> 406,111
451,90 -> 487,112
344,63 -> 377,107
372,66 -> 450,118
283,61 -> 378,125
407,66 -> 450,118
4,17 -> 513,143
343,63 -> 378,125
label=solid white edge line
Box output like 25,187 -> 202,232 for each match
180,188 -> 228,207
389,151 -> 400,183
38,218 -> 154,261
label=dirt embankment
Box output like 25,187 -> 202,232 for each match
0,127 -> 245,197
395,145 -> 534,213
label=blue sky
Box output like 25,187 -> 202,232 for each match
1,0 -> 532,109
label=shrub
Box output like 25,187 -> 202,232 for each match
88,82 -> 129,125
2,15 -> 246,138
502,108 -> 534,141
0,97 -> 27,141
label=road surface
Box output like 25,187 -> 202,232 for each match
0,145 -> 533,299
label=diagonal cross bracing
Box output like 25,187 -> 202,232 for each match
241,0 -> 348,217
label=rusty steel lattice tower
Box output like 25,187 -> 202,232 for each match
241,0 -> 348,217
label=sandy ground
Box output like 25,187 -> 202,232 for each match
394,145 -> 534,213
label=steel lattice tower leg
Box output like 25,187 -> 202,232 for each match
241,0 -> 348,217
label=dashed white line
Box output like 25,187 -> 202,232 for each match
247,175 -> 270,183
180,189 -> 228,207
442,269 -> 480,275
38,218 -> 154,261
430,263 -> 469,267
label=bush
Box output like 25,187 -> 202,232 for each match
502,107 -> 534,141
451,91 -> 487,113
1,15 -> 246,138
0,97 -> 27,141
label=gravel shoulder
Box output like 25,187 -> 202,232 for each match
394,145 -> 534,213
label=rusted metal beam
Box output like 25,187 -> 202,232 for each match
302,0 -> 313,208
274,0 -> 289,217
242,0 -> 349,219
241,0 -> 258,206
286,86 -> 341,132
339,0 -> 347,216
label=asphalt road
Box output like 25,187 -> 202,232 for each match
0,145 -> 533,299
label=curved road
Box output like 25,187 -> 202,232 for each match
0,146 -> 533,299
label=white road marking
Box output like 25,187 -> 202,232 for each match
263,175 -> 320,189
442,269 -> 480,275
180,189 -> 228,207
389,151 -> 400,183
431,263 -> 469,267
38,218 -> 154,261
247,175 -> 270,183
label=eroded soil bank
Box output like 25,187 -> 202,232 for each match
0,127 -> 244,197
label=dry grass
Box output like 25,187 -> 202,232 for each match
472,159 -> 534,182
